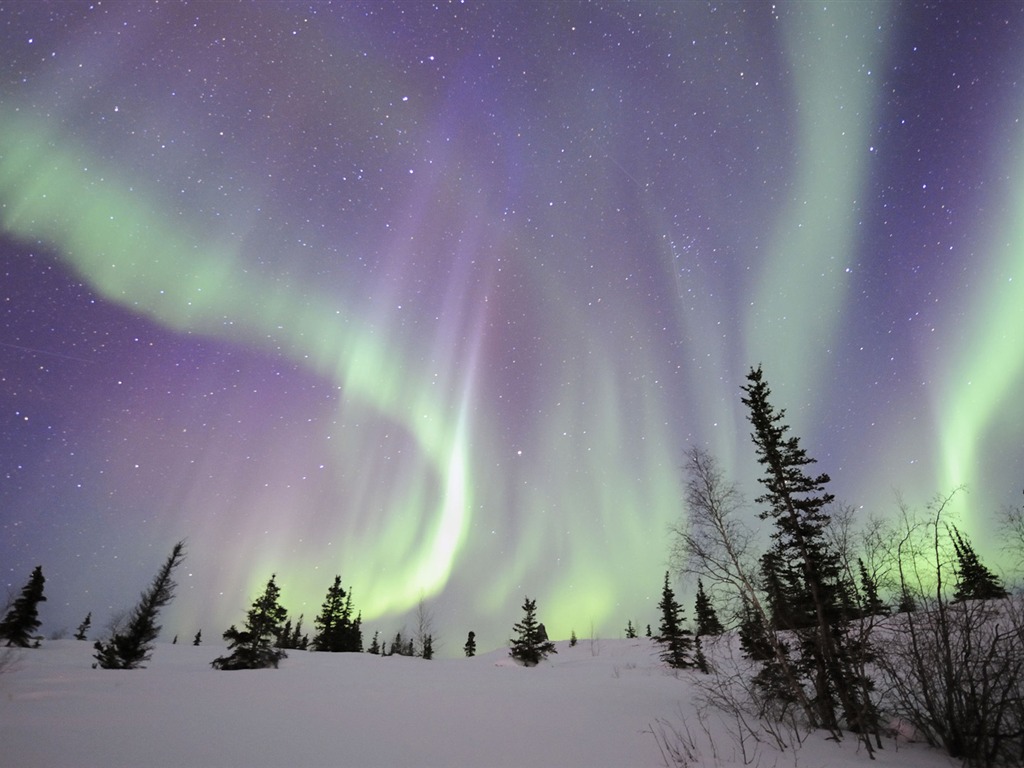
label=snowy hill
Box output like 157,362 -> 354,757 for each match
1,638 -> 955,767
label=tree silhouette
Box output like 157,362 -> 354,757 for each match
212,574 -> 289,670
0,565 -> 46,647
93,542 -> 184,668
509,596 -> 556,666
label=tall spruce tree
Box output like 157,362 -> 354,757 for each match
93,542 -> 185,668
694,579 -> 724,636
509,596 -> 556,666
0,565 -> 46,647
950,525 -> 1008,602
211,574 -> 289,670
655,572 -> 693,668
742,366 -> 877,740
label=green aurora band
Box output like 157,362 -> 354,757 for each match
0,107 -> 475,621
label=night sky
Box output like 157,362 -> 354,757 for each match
2,1 -> 1022,652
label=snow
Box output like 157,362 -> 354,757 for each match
1,638 -> 957,768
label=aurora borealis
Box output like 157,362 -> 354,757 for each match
2,2 -> 1022,652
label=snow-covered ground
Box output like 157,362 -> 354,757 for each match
1,637 -> 956,768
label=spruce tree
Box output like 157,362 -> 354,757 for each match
625,619 -> 638,639
193,629 -> 202,646
421,633 -> 434,660
654,572 -> 692,668
464,630 -> 476,657
897,581 -> 918,613
93,542 -> 185,668
742,366 -> 876,739
694,634 -> 710,674
312,576 -> 362,652
569,629 -> 577,647
509,596 -> 556,666
950,525 -> 1008,602
367,630 -> 381,655
737,595 -> 774,662
74,612 -> 91,641
0,565 -> 46,647
211,574 -> 289,670
857,558 -> 888,616
694,579 -> 724,636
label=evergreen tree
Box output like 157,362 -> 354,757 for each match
950,525 -> 1008,602
624,619 -> 638,639
367,630 -> 381,655
312,576 -> 362,652
569,629 -> 577,647
74,612 -> 92,641
464,630 -> 476,657
694,634 -> 710,674
742,366 -> 877,738
897,586 -> 917,614
645,624 -> 652,638
737,596 -> 774,662
193,629 -> 202,646
421,633 -> 434,660
509,596 -> 556,666
857,558 -> 889,616
276,614 -> 309,650
0,565 -> 46,647
654,572 -> 692,669
694,579 -> 724,636
389,631 -> 413,656
93,542 -> 185,668
211,574 -> 289,670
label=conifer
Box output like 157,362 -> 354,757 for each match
74,612 -> 91,641
93,542 -> 185,668
509,596 -> 556,666
654,572 -> 693,668
0,565 -> 46,647
950,525 -> 1008,602
694,579 -> 725,636
463,630 -> 476,657
312,576 -> 361,652
211,574 -> 289,670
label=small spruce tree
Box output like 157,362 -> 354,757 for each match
74,612 -> 91,641
421,633 -> 434,660
857,558 -> 889,616
509,596 -> 556,667
625,619 -> 638,639
463,630 -> 476,657
367,630 -> 381,655
950,525 -> 1008,602
0,565 -> 46,647
211,574 -> 289,670
93,542 -> 185,668
694,634 -> 710,674
569,629 -> 577,647
193,629 -> 202,646
694,579 -> 725,636
654,572 -> 693,669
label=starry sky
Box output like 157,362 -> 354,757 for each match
1,1 -> 1022,652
